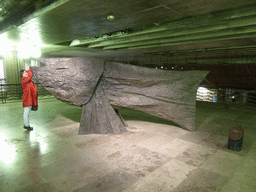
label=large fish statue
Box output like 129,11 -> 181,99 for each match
31,57 -> 208,134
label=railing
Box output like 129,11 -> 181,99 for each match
196,86 -> 256,109
0,83 -> 52,103
1,83 -> 256,111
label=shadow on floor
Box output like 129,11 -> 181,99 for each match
34,98 -> 82,125
42,98 -> 181,127
58,106 -> 82,122
119,108 -> 181,127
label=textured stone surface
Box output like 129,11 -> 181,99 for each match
79,84 -> 127,134
32,57 -> 104,106
31,57 -> 208,134
103,61 -> 209,131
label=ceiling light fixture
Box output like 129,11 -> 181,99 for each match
107,15 -> 115,20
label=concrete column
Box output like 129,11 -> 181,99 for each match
242,91 -> 248,104
4,50 -> 24,99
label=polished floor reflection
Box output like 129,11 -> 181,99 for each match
0,97 -> 255,191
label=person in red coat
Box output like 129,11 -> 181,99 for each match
20,67 -> 38,130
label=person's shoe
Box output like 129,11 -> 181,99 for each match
24,126 -> 33,131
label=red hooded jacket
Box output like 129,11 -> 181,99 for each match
21,69 -> 38,107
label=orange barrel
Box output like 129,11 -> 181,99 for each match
228,125 -> 244,151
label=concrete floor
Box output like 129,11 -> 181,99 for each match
0,97 -> 255,192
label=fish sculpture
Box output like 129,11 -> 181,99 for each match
31,57 -> 208,134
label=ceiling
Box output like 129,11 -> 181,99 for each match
1,0 -> 256,65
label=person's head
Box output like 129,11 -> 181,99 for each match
20,70 -> 28,78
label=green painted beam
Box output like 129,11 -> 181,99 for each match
0,0 -> 71,34
100,25 -> 256,50
88,16 -> 256,48
145,45 -> 256,59
142,57 -> 256,66
103,31 -> 256,50
70,5 -> 256,47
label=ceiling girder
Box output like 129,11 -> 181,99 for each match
107,32 -> 256,51
1,0 -> 256,65
70,5 -> 256,51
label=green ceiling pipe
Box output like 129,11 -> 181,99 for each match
103,32 -> 256,50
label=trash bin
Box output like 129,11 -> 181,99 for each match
228,125 -> 244,151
